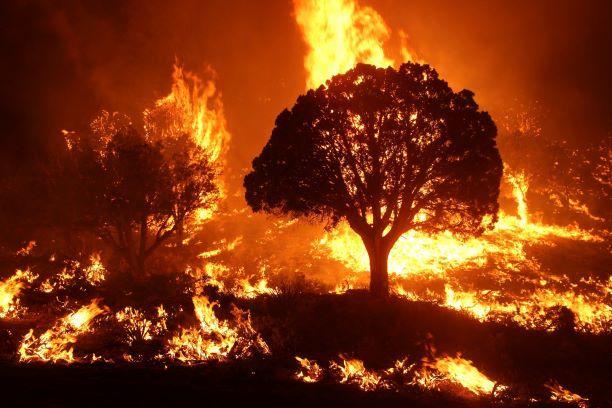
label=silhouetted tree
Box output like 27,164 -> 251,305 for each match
245,63 -> 502,297
64,113 -> 217,278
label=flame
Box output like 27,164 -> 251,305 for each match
83,252 -> 106,285
294,0 -> 408,89
39,256 -> 106,293
193,253 -> 277,298
115,305 -> 168,346
506,169 -> 529,225
295,356 -> 324,383
442,281 -> 611,333
18,299 -> 107,363
166,296 -> 269,363
545,381 -> 589,407
320,171 -> 607,332
0,269 -> 37,318
330,355 -> 385,391
423,355 -> 497,396
16,240 -> 36,256
297,353 -> 503,397
144,63 -> 230,222
145,64 -> 230,165
234,276 -> 277,299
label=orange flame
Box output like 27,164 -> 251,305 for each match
145,64 -> 230,165
294,0 -> 410,89
0,269 -> 37,318
166,296 -> 269,363
545,380 -> 589,407
295,356 -> 324,383
19,299 -> 108,363
297,353 -> 504,397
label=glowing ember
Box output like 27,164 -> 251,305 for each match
19,299 -> 108,363
166,296 -> 269,363
16,240 -> 36,256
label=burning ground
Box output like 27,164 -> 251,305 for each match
0,0 -> 610,407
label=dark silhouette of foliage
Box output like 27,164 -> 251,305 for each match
63,113 -> 218,278
245,63 -> 502,296
498,109 -> 610,227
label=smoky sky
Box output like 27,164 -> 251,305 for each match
1,0 -> 610,178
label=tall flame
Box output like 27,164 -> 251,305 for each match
145,64 -> 230,165
294,0 -> 608,334
294,0 -> 399,89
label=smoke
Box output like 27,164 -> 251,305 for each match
1,0 -> 610,177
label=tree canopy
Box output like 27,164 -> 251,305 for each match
63,112 -> 218,278
245,62 -> 503,296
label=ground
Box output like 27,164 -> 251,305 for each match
2,293 -> 609,407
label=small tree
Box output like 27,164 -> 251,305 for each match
499,109 -> 610,227
244,63 -> 502,297
66,113 -> 217,278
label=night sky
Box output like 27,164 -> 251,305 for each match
1,0 -> 610,177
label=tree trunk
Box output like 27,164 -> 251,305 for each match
176,219 -> 184,247
366,238 -> 391,298
134,255 -> 146,279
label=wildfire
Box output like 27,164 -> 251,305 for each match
330,355 -> 386,391
545,381 -> 589,407
144,63 -> 231,222
83,252 -> 106,285
417,355 -> 498,396
19,299 -> 108,363
296,353 -> 504,397
145,64 -> 230,165
291,0 -> 606,333
295,356 -> 324,383
166,296 -> 269,363
115,305 -> 168,347
318,171 -> 608,333
39,255 -> 106,292
0,269 -> 37,318
295,0 -> 405,89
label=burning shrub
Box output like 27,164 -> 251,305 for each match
18,298 -> 108,363
59,117 -> 218,280
165,295 -> 270,363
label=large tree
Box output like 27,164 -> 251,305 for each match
64,113 -> 218,278
244,63 -> 502,297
